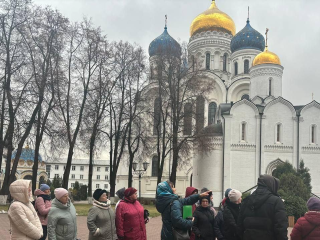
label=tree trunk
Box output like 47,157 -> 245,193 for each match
128,154 -> 133,188
88,131 -> 96,197
32,108 -> 42,193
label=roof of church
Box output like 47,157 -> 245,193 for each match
230,19 -> 265,53
11,146 -> 43,162
149,26 -> 181,58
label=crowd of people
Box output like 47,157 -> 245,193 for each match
6,174 -> 320,240
156,175 -> 320,240
7,179 -> 148,240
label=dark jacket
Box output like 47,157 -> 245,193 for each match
214,210 -> 225,240
291,211 -> 320,240
192,206 -> 215,240
223,199 -> 241,240
156,193 -> 200,240
238,175 -> 288,240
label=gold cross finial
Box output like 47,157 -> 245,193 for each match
265,28 -> 269,48
248,6 -> 250,21
312,93 -> 314,101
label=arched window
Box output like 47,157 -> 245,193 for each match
241,94 -> 250,100
244,60 -> 249,74
192,55 -> 195,72
276,123 -> 282,143
223,53 -> 227,71
208,102 -> 217,125
196,96 -> 205,133
39,176 -> 45,185
153,98 -> 161,135
151,156 -> 158,177
269,78 -> 272,96
234,62 -> 238,76
241,122 -> 247,141
184,103 -> 192,135
150,64 -> 154,79
206,53 -> 210,70
311,125 -> 317,144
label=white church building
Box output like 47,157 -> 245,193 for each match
135,0 -> 320,203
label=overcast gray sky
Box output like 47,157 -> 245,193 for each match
33,0 -> 320,105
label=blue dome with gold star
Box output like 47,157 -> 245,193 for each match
11,145 -> 43,162
149,26 -> 181,58
230,19 -> 265,53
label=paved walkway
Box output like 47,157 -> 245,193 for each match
0,214 -> 292,239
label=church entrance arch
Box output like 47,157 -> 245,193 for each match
23,175 -> 32,180
265,158 -> 285,175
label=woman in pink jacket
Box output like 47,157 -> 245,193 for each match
115,187 -> 147,240
34,184 -> 52,240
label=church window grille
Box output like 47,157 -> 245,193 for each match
196,96 -> 205,133
206,53 -> 210,70
244,60 -> 249,74
241,94 -> 250,100
153,97 -> 161,135
208,102 -> 217,125
311,125 -> 317,144
241,123 -> 246,141
184,103 -> 192,135
276,124 -> 282,143
234,62 -> 238,76
152,156 -> 158,177
223,53 -> 227,72
269,78 -> 272,96
192,55 -> 195,72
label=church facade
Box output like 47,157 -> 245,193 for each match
144,0 -> 320,203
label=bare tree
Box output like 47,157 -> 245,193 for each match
0,0 -> 32,195
57,19 -> 105,189
126,46 -> 149,187
81,40 -> 115,197
150,43 -> 213,185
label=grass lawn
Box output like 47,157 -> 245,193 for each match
74,203 -> 161,218
0,205 -> 9,211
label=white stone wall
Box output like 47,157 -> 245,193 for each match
249,64 -> 284,99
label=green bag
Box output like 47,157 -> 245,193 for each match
183,205 -> 192,219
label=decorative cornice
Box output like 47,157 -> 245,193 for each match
264,145 -> 293,153
264,97 -> 296,117
250,67 -> 283,78
302,146 -> 320,153
189,31 -> 233,42
231,143 -> 256,152
230,99 -> 259,115
300,100 -> 320,116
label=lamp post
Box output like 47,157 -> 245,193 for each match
132,161 -> 149,202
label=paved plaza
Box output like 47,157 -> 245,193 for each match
0,214 -> 292,239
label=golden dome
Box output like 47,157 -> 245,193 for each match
190,0 -> 236,37
252,47 -> 281,66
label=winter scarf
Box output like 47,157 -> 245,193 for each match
38,194 -> 51,202
93,199 -> 111,210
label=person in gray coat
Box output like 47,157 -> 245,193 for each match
87,189 -> 117,240
47,188 -> 78,240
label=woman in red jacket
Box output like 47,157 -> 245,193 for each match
291,197 -> 320,240
116,187 -> 147,240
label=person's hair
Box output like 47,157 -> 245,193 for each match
201,187 -> 209,193
166,180 -> 174,188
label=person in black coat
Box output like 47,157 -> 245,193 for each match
214,188 -> 232,240
223,189 -> 242,240
238,174 -> 288,240
192,196 -> 216,240
156,180 -> 210,240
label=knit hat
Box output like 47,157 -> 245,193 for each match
124,187 -> 137,197
40,184 -> 50,192
54,188 -> 68,200
200,195 -> 210,204
225,188 -> 232,198
228,189 -> 242,203
93,189 -> 108,201
116,187 -> 126,199
307,197 -> 320,211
